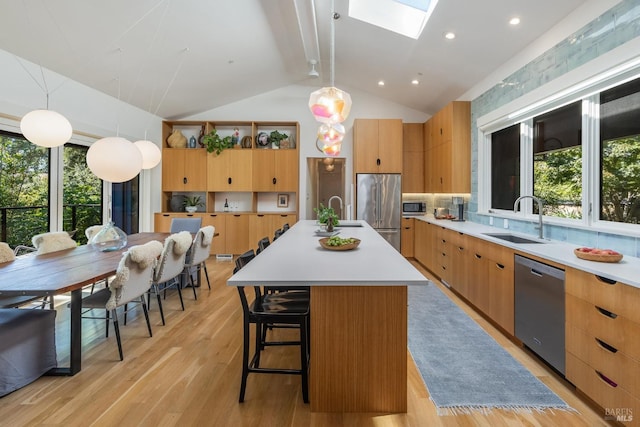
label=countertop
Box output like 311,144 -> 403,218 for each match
409,215 -> 640,288
228,220 -> 429,287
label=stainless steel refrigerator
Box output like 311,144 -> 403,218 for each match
356,173 -> 402,251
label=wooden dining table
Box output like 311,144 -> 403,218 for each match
0,232 -> 168,376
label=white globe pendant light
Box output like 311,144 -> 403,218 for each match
20,109 -> 73,147
134,139 -> 162,169
87,137 -> 143,182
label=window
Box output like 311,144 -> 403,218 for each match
600,78 -> 640,224
0,130 -> 50,247
491,124 -> 520,210
485,73 -> 640,230
532,101 -> 582,218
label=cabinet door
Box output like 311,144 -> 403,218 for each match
225,214 -> 249,254
183,149 -> 207,191
162,149 -> 188,191
274,150 -> 298,191
402,123 -> 424,193
249,214 -> 275,248
202,213 -> 226,255
488,260 -> 514,334
377,119 -> 403,173
252,150 -> 274,191
154,213 -> 174,232
468,248 -> 489,313
273,214 -> 296,232
401,217 -> 414,257
353,119 -> 379,173
208,150 -> 253,191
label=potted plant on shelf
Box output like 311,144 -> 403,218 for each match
183,195 -> 204,213
314,203 -> 339,230
203,129 -> 233,155
269,130 -> 288,149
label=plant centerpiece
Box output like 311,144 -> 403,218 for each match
314,203 -> 339,230
183,195 -> 204,213
203,129 -> 233,155
269,130 -> 288,149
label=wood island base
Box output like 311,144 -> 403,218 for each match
310,285 -> 408,413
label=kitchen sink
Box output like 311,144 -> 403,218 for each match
482,233 -> 545,244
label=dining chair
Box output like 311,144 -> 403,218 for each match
256,236 -> 270,254
182,226 -> 215,297
170,217 -> 202,234
32,231 -> 77,255
85,225 -> 103,241
273,228 -> 283,241
0,243 -> 47,309
80,240 -> 163,361
282,223 -> 290,232
233,251 -> 310,403
148,231 -> 192,325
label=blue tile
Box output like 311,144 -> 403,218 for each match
566,228 -> 598,247
597,232 -> 636,257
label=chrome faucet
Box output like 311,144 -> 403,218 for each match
327,195 -> 343,220
514,195 -> 544,239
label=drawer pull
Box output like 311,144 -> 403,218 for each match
495,263 -> 505,270
595,275 -> 617,285
595,306 -> 618,319
595,370 -> 618,388
475,254 -> 482,259
595,338 -> 618,354
457,246 -> 464,252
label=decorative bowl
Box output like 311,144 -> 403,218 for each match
574,248 -> 623,263
319,237 -> 360,251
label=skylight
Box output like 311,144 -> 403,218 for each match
348,0 -> 439,39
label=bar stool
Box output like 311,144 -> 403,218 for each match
234,251 -> 310,403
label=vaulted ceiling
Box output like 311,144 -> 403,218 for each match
0,0 -> 587,119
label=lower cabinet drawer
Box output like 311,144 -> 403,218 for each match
567,352 -> 640,426
566,294 -> 640,361
566,323 -> 639,398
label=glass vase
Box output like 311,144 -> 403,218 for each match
90,221 -> 127,252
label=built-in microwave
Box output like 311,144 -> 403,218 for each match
402,202 -> 426,215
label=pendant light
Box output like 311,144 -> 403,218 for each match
309,0 -> 351,157
134,137 -> 162,169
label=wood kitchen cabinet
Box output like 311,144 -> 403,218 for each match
225,214 -> 250,255
202,213 -> 226,255
252,149 -> 298,192
354,119 -> 403,173
249,213 -> 297,247
207,149 -> 253,191
402,123 -> 424,193
565,268 -> 640,419
424,101 -> 470,193
414,220 -> 435,269
162,148 -> 208,192
401,217 -> 415,257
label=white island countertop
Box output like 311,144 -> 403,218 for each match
227,220 -> 428,287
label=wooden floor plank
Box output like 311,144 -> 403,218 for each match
0,258 -> 611,426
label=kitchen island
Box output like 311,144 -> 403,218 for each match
228,220 -> 429,413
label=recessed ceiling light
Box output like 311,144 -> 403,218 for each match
444,32 -> 455,40
411,79 -> 419,85
509,17 -> 520,26
378,80 -> 385,86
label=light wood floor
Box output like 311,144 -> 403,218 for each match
0,258 -> 613,426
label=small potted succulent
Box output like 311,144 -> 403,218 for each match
183,195 -> 204,213
203,129 -> 233,155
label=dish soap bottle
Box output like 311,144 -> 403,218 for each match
224,198 -> 229,212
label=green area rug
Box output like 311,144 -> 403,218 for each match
408,282 -> 573,415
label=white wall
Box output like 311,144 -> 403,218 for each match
183,84 -> 428,219
0,48 -> 163,231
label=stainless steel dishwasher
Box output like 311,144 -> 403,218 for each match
514,255 -> 566,375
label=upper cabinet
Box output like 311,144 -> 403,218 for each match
252,149 -> 298,192
353,119 -> 403,173
424,101 -> 471,193
402,123 -> 424,193
207,149 -> 253,191
162,148 -> 207,191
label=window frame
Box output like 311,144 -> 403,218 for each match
477,59 -> 640,236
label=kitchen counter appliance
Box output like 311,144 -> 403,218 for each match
356,173 -> 401,251
402,201 -> 426,215
514,255 -> 566,374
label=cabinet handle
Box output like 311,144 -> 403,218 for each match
457,246 -> 464,252
234,214 -> 241,217
228,177 -> 232,184
183,177 -> 187,184
273,177 -> 277,185
475,253 -> 482,259
495,263 -> 505,270
595,306 -> 618,319
162,214 -> 170,217
209,214 -> 217,217
257,214 -> 264,217
595,370 -> 618,388
440,177 -> 443,184
440,128 -> 443,135
595,338 -> 618,354
376,158 -> 381,165
595,275 -> 617,285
